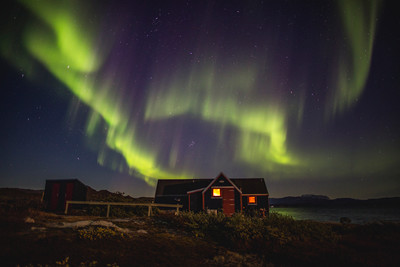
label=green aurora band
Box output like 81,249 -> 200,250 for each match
327,0 -> 380,117
16,0 -> 192,185
144,62 -> 296,169
1,0 -> 389,187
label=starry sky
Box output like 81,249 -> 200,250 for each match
1,0 -> 399,198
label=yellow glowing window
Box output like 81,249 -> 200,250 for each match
212,188 -> 221,197
248,196 -> 256,204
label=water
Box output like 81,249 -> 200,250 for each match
271,206 -> 400,224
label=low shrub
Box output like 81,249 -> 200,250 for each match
78,227 -> 128,241
84,204 -> 157,217
165,211 -> 340,251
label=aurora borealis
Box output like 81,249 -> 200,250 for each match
1,0 -> 399,198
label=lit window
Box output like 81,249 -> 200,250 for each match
212,188 -> 221,197
248,196 -> 256,204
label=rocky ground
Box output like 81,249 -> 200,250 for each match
1,188 -> 399,267
1,212 -> 258,266
0,189 -> 267,266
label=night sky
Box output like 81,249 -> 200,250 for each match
1,0 -> 399,198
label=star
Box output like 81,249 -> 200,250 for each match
188,141 -> 196,148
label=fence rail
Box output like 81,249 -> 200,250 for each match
64,200 -> 183,217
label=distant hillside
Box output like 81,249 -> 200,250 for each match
270,195 -> 400,207
0,188 -> 43,200
86,186 -> 154,203
0,187 -> 154,203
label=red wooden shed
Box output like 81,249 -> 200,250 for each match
43,179 -> 87,212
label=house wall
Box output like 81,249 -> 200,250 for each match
189,191 -> 202,211
203,185 -> 241,214
203,190 -> 223,210
234,191 -> 242,212
242,195 -> 269,212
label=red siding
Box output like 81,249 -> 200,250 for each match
50,183 -> 60,210
65,182 -> 74,209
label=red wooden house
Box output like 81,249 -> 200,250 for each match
155,173 -> 269,216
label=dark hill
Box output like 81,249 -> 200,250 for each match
270,195 -> 400,207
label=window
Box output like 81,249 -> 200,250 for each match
248,196 -> 256,204
212,188 -> 221,197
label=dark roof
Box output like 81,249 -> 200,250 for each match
230,178 -> 268,194
155,179 -> 212,196
45,179 -> 87,186
155,177 -> 268,196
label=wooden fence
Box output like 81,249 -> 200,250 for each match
64,201 -> 183,217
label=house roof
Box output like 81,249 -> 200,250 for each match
45,179 -> 86,185
155,179 -> 212,196
155,177 -> 268,196
202,173 -> 242,194
229,178 -> 268,194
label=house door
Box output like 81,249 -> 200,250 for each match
50,183 -> 60,211
222,188 -> 235,216
65,182 -> 74,209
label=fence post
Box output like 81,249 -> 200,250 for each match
64,202 -> 69,215
106,204 -> 111,218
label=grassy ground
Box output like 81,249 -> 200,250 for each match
0,188 -> 399,266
